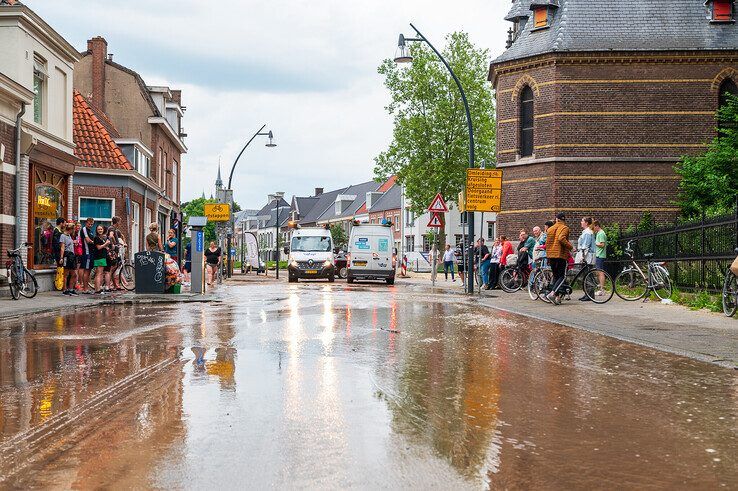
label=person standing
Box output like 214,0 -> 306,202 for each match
52,217 -> 66,265
498,235 -> 514,269
455,246 -> 465,285
517,229 -> 536,270
205,241 -> 222,286
577,217 -> 595,301
442,244 -> 456,282
488,238 -> 502,290
73,222 -> 84,292
146,223 -> 163,252
59,223 -> 78,296
79,217 -> 95,294
593,220 -> 608,296
165,229 -> 179,262
545,213 -> 573,304
182,240 -> 192,285
476,238 -> 491,289
93,225 -> 111,294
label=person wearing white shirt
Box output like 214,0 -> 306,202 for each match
443,244 -> 456,282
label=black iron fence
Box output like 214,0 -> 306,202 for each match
617,209 -> 738,292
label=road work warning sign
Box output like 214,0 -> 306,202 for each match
465,168 -> 503,212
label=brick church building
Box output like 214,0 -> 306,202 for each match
489,0 -> 738,234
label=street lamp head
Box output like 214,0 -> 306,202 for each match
394,34 -> 413,64
265,130 -> 277,148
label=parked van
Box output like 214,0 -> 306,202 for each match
347,223 -> 395,285
286,227 -> 335,283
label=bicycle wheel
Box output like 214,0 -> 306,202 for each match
652,264 -> 672,300
119,263 -> 135,291
529,269 -> 552,301
615,269 -> 647,301
583,268 -> 614,304
19,268 -> 38,299
500,268 -> 523,293
8,268 -> 20,300
723,271 -> 738,317
88,267 -> 97,289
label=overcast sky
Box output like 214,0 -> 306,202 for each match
31,0 -> 509,211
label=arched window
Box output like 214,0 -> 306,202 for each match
719,79 -> 737,134
519,86 -> 534,157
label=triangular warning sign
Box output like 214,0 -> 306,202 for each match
427,212 -> 444,228
428,193 -> 449,213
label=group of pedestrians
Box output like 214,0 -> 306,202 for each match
52,216 -> 127,295
440,212 -> 609,304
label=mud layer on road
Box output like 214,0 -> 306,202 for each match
0,283 -> 736,488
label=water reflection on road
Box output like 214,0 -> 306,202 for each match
0,283 -> 736,488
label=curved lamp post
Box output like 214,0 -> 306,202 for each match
225,124 -> 276,278
394,23 -> 476,294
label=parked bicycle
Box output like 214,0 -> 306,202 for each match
499,256 -> 531,293
532,256 -> 614,304
722,247 -> 738,317
614,240 -> 672,301
5,243 -> 38,300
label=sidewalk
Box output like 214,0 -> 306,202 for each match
0,289 -> 216,324
398,273 -> 738,369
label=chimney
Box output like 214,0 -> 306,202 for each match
314,187 -> 324,196
171,89 -> 182,105
267,194 -> 276,204
87,37 -> 107,112
275,192 -> 285,199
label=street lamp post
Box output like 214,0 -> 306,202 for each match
224,124 -> 276,278
394,23 -> 476,294
275,200 -> 281,280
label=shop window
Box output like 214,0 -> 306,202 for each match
520,86 -> 535,157
32,168 -> 66,269
533,8 -> 549,28
712,0 -> 734,21
79,197 -> 113,228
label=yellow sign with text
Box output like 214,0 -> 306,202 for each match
465,168 -> 503,212
204,203 -> 231,222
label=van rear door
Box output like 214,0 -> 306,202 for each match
350,234 -> 374,270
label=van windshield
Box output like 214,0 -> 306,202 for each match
291,236 -> 332,252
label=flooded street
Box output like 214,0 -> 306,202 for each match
1,282 -> 736,489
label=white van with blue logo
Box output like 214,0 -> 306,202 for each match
347,223 -> 395,285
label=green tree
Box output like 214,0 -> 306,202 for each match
675,94 -> 738,218
182,197 -> 217,242
330,224 -> 347,249
374,32 -> 496,214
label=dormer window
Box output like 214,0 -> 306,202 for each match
711,0 -> 734,22
529,1 -> 558,30
533,8 -> 549,28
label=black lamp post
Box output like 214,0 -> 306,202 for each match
275,199 -> 281,280
224,124 -> 276,278
394,23 -> 476,294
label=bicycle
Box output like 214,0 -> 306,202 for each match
5,243 -> 38,300
722,248 -> 738,317
527,258 -> 551,300
614,240 -> 673,302
499,259 -> 532,293
536,255 -> 615,304
88,245 -> 135,292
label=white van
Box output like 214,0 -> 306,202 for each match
347,223 -> 395,285
286,227 -> 335,283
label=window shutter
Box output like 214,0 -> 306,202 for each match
533,8 -> 548,28
713,0 -> 733,21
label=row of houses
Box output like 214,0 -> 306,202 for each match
232,175 -> 499,268
0,1 -> 185,289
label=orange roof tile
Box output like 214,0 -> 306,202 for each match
356,175 -> 396,215
73,90 -> 132,170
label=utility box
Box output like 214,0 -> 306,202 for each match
189,216 -> 208,294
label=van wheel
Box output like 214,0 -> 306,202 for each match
386,277 -> 395,285
347,276 -> 354,284
338,267 -> 347,279
328,275 -> 335,283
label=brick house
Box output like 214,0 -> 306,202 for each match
489,0 -> 738,235
73,37 -> 187,251
72,90 -> 161,254
0,1 -> 79,290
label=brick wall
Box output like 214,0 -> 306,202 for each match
490,51 -> 738,237
0,120 -> 16,254
368,208 -> 402,242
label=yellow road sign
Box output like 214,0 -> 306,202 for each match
204,203 -> 231,222
465,168 -> 503,212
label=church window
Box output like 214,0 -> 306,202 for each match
520,86 -> 535,157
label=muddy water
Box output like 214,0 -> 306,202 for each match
0,283 -> 736,489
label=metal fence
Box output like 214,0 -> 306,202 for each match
617,209 -> 738,292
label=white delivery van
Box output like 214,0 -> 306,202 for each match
347,223 -> 395,285
286,227 -> 335,283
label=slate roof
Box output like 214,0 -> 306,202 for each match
255,198 -> 290,228
367,183 -> 401,213
72,90 -> 132,170
316,180 -> 380,223
356,175 -> 396,215
299,187 -> 348,225
293,196 -> 319,219
494,0 -> 738,64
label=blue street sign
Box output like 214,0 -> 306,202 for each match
196,230 -> 204,252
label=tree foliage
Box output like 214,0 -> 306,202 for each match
330,224 -> 347,250
675,94 -> 738,218
374,32 -> 496,214
182,197 -> 217,242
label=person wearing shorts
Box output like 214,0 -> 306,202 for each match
59,223 -> 78,296
79,217 -> 95,292
593,220 -> 608,295
93,224 -> 111,294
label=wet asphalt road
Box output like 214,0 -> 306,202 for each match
0,281 -> 736,489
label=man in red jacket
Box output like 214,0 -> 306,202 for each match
498,236 -> 514,268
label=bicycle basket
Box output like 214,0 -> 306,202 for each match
506,254 -> 518,267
